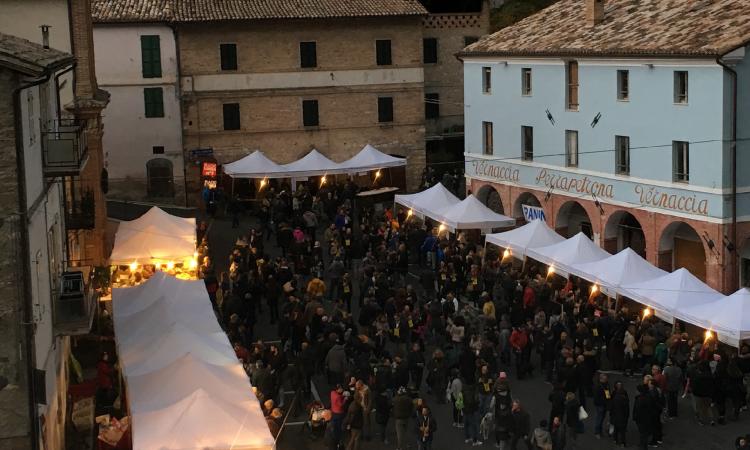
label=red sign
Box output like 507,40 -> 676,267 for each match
202,162 -> 217,178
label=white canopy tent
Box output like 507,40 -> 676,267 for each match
435,194 -> 515,231
279,148 -> 346,177
526,232 -> 610,278
223,150 -> 286,178
338,144 -> 406,172
131,389 -> 275,450
681,288 -> 750,347
621,268 -> 724,323
114,298 -> 224,343
110,207 -> 196,265
394,183 -> 460,220
571,247 -> 667,297
126,354 -> 253,414
485,219 -> 565,258
111,271 -> 178,317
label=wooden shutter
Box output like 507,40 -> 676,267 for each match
141,35 -> 162,78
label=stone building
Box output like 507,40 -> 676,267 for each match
93,0 -> 430,199
461,0 -> 750,293
422,0 -> 491,175
0,1 -> 109,448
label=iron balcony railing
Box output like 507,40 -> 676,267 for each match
42,119 -> 88,177
53,269 -> 97,336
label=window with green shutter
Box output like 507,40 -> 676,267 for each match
141,35 -> 162,78
143,88 -> 164,118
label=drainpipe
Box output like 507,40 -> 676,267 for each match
717,57 -> 738,291
12,72 -> 53,450
169,23 -> 190,208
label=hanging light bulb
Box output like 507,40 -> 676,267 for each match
502,249 -> 511,259
189,258 -> 198,269
320,175 -> 327,187
166,261 -> 175,270
704,330 -> 713,341
438,223 -> 446,234
547,266 -> 555,276
374,169 -> 382,179
643,308 -> 651,318
129,261 -> 138,272
407,209 -> 413,217
591,284 -> 598,294
259,178 -> 268,189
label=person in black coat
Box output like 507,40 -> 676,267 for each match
610,381 -> 630,447
374,391 -> 391,444
564,392 -> 581,444
548,383 -> 566,431
511,399 -> 532,450
633,384 -> 656,450
592,373 -> 612,438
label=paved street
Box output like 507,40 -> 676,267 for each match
208,214 -> 743,450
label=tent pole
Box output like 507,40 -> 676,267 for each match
231,177 -> 235,197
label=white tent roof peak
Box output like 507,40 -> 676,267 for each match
485,219 -> 564,257
394,183 -> 461,219
571,247 -> 667,291
223,150 -> 285,178
280,148 -> 343,176
680,288 -> 750,346
109,207 -> 195,265
526,232 -> 610,276
436,194 -> 515,230
339,144 -> 406,172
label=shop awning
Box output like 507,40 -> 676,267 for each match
622,268 -> 724,323
485,219 -> 564,258
526,232 -> 610,278
109,207 -> 195,265
436,194 -> 515,231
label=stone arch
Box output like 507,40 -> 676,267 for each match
555,200 -> 593,239
512,191 -> 542,222
476,184 -> 505,214
604,210 -> 646,257
657,221 -> 706,280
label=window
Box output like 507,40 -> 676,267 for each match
220,43 -> 237,71
143,87 -> 164,118
674,71 -> 688,104
425,93 -> 439,119
376,40 -> 392,66
615,135 -> 630,175
617,70 -> 629,100
140,35 -> 162,78
300,41 -> 317,68
152,146 -> 165,154
565,130 -> 578,167
423,38 -> 438,64
566,61 -> 579,110
482,66 -> 491,93
522,126 -> 533,161
482,121 -> 493,155
378,97 -> 393,123
673,140 -> 689,182
146,158 -> 174,197
223,103 -> 240,130
521,68 -> 532,96
302,99 -> 319,127
464,36 -> 479,46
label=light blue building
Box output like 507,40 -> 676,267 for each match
460,0 -> 750,293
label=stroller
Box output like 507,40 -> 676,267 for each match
303,401 -> 331,440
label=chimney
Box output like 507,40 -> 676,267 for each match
40,25 -> 50,49
586,0 -> 605,26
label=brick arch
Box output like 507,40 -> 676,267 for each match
656,220 -> 708,280
475,184 -> 505,214
602,209 -> 648,257
555,200 -> 595,239
512,191 -> 543,219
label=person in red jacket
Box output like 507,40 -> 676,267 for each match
510,326 -> 530,380
522,283 -> 536,318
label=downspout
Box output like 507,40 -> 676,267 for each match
170,22 -> 190,208
717,57 -> 738,291
13,72 -> 53,450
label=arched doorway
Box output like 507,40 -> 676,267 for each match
555,201 -> 593,239
658,222 -> 706,280
604,210 -> 646,257
147,158 -> 174,198
740,238 -> 750,288
512,192 -> 543,224
476,185 -> 504,214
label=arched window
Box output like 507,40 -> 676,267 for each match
146,158 -> 174,197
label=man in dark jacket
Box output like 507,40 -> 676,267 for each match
344,397 -> 364,450
633,384 -> 656,450
392,387 -> 413,450
662,359 -> 683,418
610,381 -> 629,447
510,399 -> 531,450
593,373 -> 612,438
494,383 -> 513,448
407,343 -> 426,391
548,383 -> 566,431
463,383 -> 481,445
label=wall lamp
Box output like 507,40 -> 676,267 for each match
723,235 -> 736,253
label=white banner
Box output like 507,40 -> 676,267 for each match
522,204 -> 546,222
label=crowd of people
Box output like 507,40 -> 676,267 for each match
201,178 -> 750,450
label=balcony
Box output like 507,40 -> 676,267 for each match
53,269 -> 98,336
65,189 -> 96,230
43,119 -> 88,177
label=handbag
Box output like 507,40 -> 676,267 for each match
578,406 -> 588,421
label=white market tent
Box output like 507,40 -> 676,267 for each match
436,194 -> 515,231
394,182 -> 461,219
279,148 -> 346,177
681,288 -> 750,347
112,274 -> 274,450
338,144 -> 406,172
621,268 -> 724,323
126,354 -> 254,414
486,219 -> 565,258
571,247 -> 667,296
131,389 -> 274,450
526,232 -> 610,278
223,150 -> 286,178
110,207 -> 196,265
